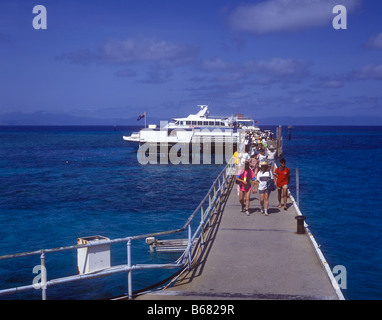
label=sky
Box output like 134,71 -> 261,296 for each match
0,0 -> 382,125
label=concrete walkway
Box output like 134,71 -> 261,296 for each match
137,179 -> 339,300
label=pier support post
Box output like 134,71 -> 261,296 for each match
295,216 -> 306,234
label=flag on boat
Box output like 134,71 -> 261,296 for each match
137,112 -> 146,121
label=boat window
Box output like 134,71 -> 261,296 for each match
186,121 -> 191,125
192,121 -> 196,125
203,121 -> 208,126
209,121 -> 214,126
198,121 -> 202,125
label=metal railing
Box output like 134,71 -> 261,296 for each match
0,156 -> 237,300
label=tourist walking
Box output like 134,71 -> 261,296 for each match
249,154 -> 259,176
266,147 -> 277,170
257,149 -> 267,168
254,161 -> 273,216
274,158 -> 290,210
236,161 -> 256,216
240,145 -> 251,166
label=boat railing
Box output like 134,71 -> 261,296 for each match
0,155 -> 238,300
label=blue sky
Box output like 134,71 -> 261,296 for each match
0,0 -> 382,124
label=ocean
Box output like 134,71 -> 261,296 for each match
0,125 -> 381,300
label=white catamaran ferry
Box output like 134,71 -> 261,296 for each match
123,105 -> 259,148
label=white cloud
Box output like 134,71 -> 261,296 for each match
56,49 -> 93,66
99,37 -> 197,66
229,0 -> 360,34
314,80 -> 343,88
244,58 -> 309,78
115,68 -> 137,78
200,58 -> 235,72
351,64 -> 382,80
200,57 -> 309,80
365,33 -> 382,49
140,67 -> 173,84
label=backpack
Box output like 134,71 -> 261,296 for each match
266,172 -> 276,191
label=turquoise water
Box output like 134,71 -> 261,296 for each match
0,125 -> 381,299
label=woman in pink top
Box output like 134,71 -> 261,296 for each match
236,161 -> 256,216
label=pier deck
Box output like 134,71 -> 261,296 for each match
137,179 -> 340,300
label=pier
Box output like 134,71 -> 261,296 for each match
0,129 -> 344,300
136,173 -> 343,300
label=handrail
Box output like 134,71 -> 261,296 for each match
0,155 -> 237,300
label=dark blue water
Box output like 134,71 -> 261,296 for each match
282,126 -> 382,300
0,125 -> 381,300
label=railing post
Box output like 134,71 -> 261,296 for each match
200,206 -> 205,245
40,251 -> 47,300
127,239 -> 132,299
208,194 -> 212,227
187,225 -> 192,270
296,168 -> 300,207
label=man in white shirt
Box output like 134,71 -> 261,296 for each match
266,147 -> 277,169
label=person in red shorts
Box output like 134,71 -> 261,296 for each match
274,158 -> 290,210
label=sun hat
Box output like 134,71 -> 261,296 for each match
260,161 -> 268,166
